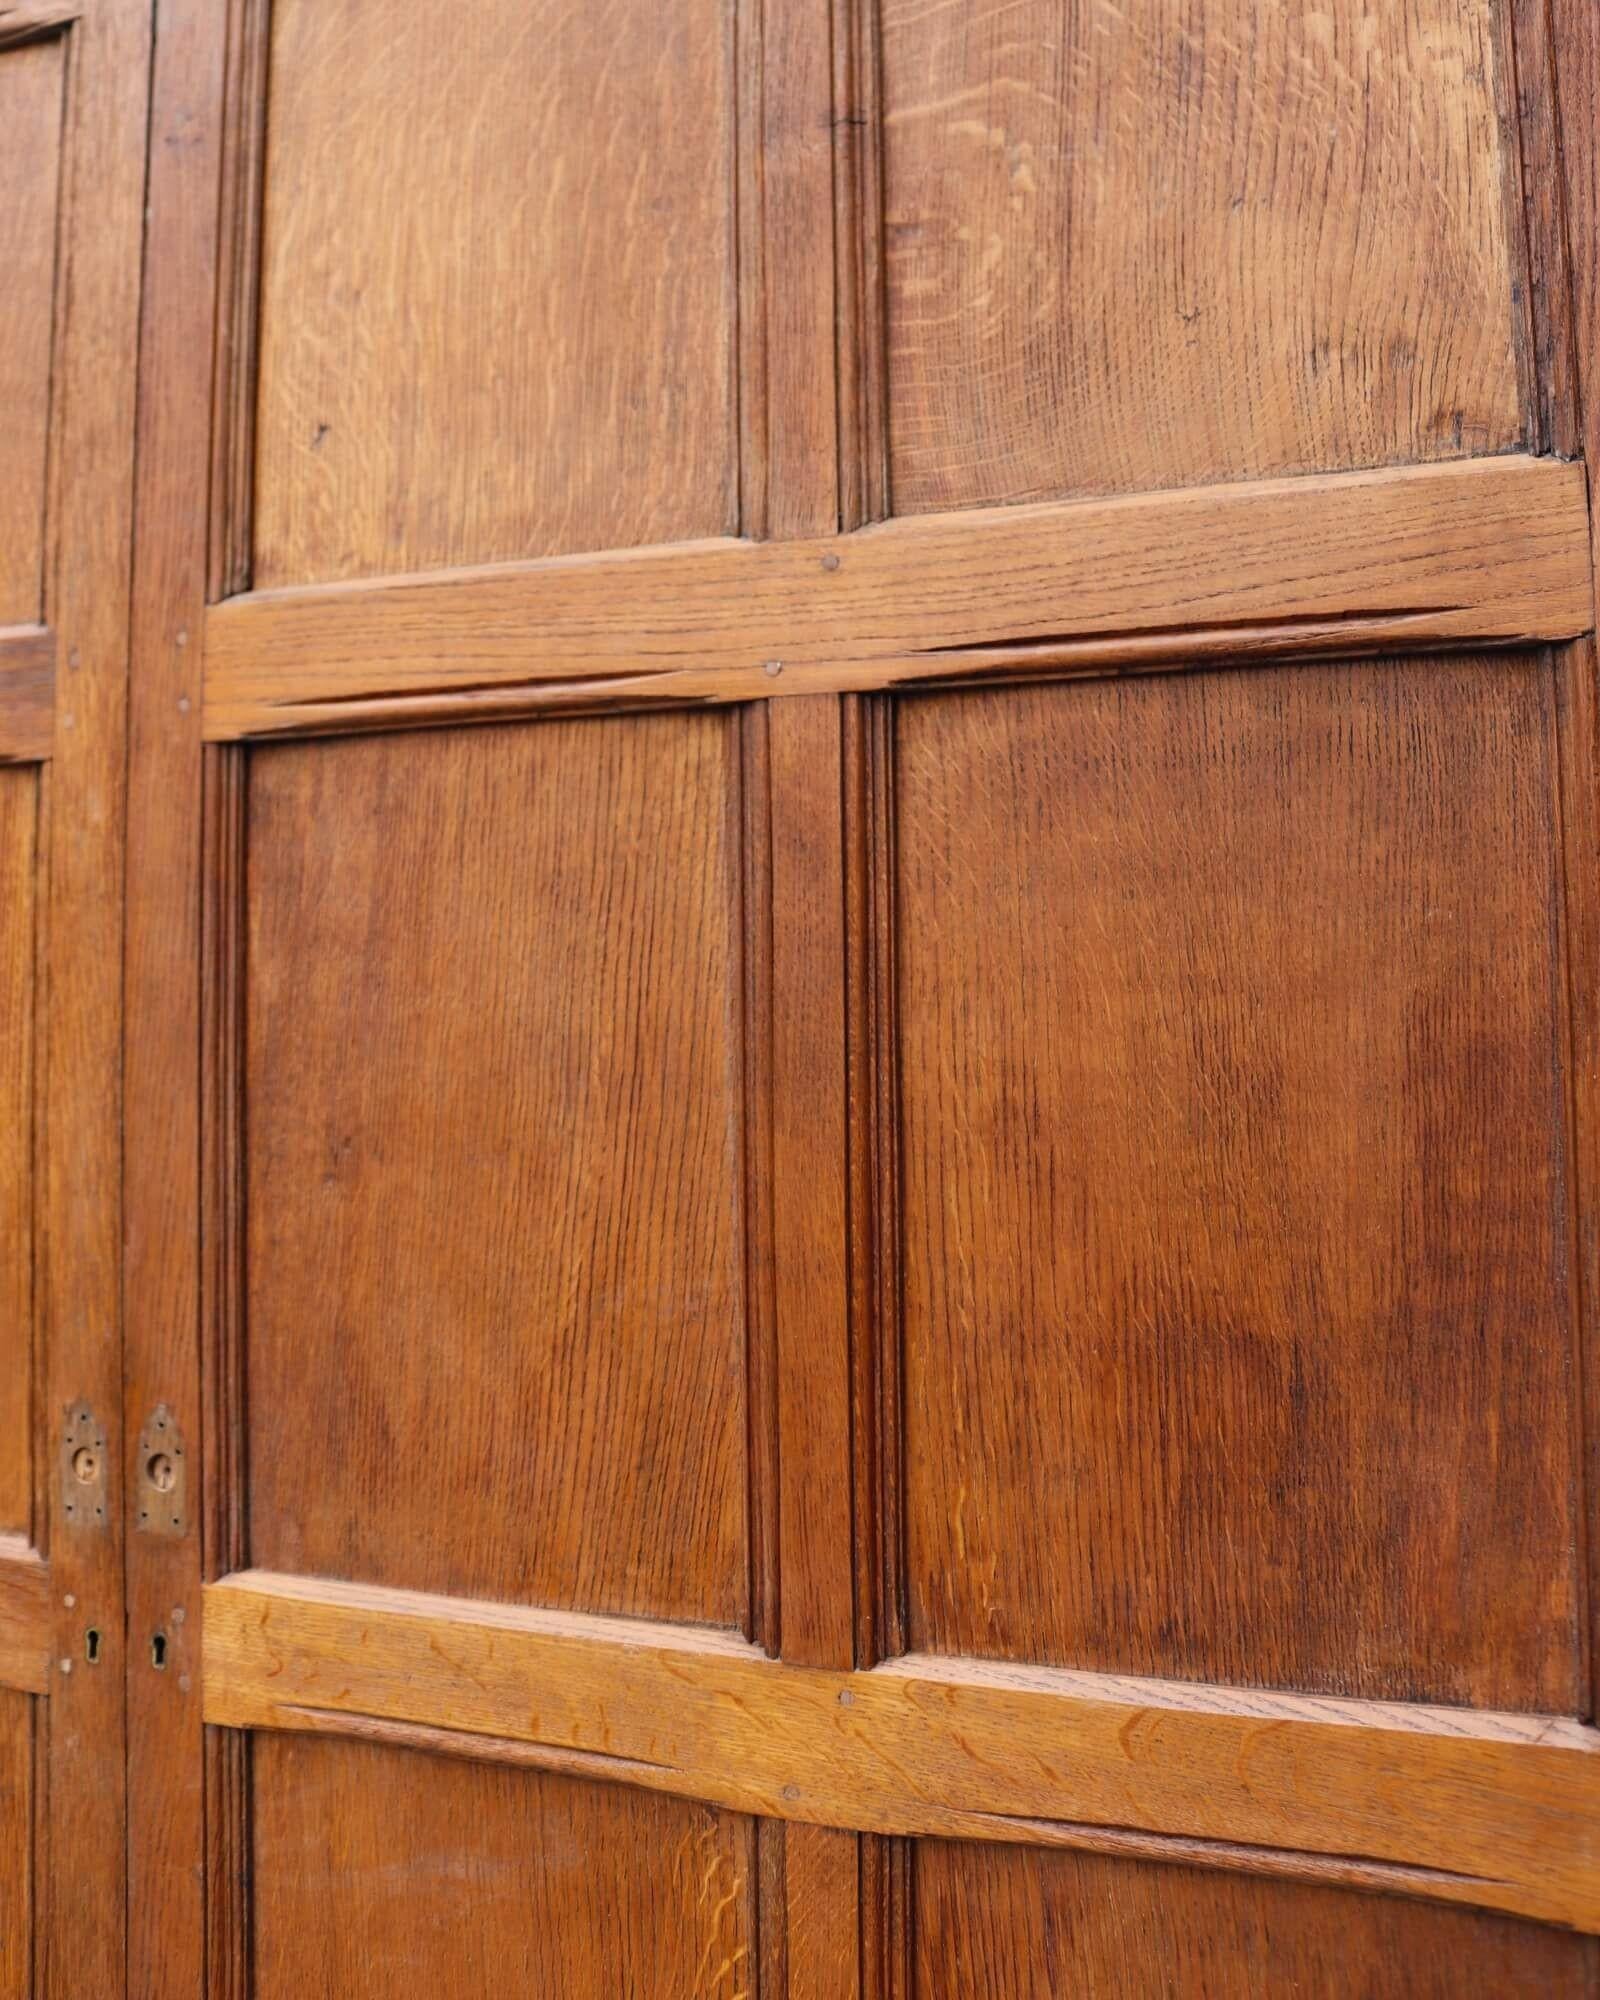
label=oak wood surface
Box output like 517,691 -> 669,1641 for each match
204,1567 -> 1600,1934
896,655 -> 1580,1711
244,716 -> 750,1626
0,1539 -> 49,1697
202,454 -> 1594,738
0,775 -> 35,1539
123,0 -> 223,1991
251,1734 -> 754,1999
0,34 -> 63,625
880,0 -> 1522,513
909,1840 -> 1595,1999
40,0 -> 151,1989
0,1694 -> 30,2000
252,0 -> 737,588
1545,0 -> 1600,1744
0,630 -> 54,765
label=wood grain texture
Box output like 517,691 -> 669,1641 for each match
43,0 -> 151,1990
0,1539 -> 48,1697
0,35 -> 63,625
895,656 -> 1580,1710
251,1733 -> 754,1999
0,629 -> 54,765
1536,0 -> 1600,1737
0,1694 -> 31,2000
909,1840 -> 1597,1999
0,774 -> 35,1539
123,0 -> 221,1982
770,700 -> 855,1669
204,1568 -> 1600,1933
245,716 -> 750,1625
880,0 -> 1523,513
201,454 -> 1596,737
252,0 -> 737,588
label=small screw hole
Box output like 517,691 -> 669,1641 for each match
151,1632 -> 167,1670
85,1628 -> 101,1665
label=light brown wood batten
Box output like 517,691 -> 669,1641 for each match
205,1569 -> 1600,1935
0,1538 -> 49,1696
204,455 -> 1594,739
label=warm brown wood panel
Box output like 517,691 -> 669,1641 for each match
251,0 -> 737,588
0,1693 -> 31,2000
0,1540 -> 48,1697
880,0 -> 1523,514
205,1569 -> 1600,1933
896,655 -> 1579,1709
0,771 -> 36,1538
0,35 -> 63,625
252,1733 -> 754,1998
245,715 -> 750,1625
203,454 -> 1595,737
910,1840 -> 1597,1998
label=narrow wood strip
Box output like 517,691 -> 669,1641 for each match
0,1536 -> 50,1696
0,628 -> 53,763
786,1824 -> 861,2000
770,697 -> 854,1670
205,1569 -> 1600,1933
202,454 -> 1595,739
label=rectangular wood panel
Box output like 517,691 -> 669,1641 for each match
204,1568 -> 1600,1933
909,1841 -> 1597,1998
251,0 -> 737,587
0,35 -> 64,624
0,771 -> 36,1538
251,1734 -> 754,1998
0,1694 -> 30,2000
880,0 -> 1523,513
894,655 -> 1579,1709
244,715 -> 751,1626
202,454 -> 1595,736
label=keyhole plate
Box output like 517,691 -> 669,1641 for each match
136,1405 -> 188,1539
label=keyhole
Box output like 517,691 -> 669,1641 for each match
151,1632 -> 167,1670
146,1453 -> 176,1492
85,1628 -> 101,1664
71,1446 -> 99,1484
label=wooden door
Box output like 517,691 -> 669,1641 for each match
0,3 -> 149,1994
122,1 -> 1600,1995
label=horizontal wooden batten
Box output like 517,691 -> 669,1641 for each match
202,454 -> 1594,739
206,1569 -> 1600,1932
0,625 -> 54,762
0,1536 -> 50,1695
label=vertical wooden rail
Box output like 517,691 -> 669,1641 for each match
755,1 -> 864,1992
124,1 -> 229,1994
39,1 -> 152,1991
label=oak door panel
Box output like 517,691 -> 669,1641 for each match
910,1839 -> 1598,1998
251,1734 -> 754,1999
0,771 -> 37,1538
0,35 -> 64,626
895,656 -> 1578,1707
252,0 -> 738,588
245,714 -> 750,1625
0,1695 -> 29,2000
881,0 -> 1523,514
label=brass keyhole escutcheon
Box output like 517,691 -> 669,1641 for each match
146,1453 -> 176,1492
71,1446 -> 100,1484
